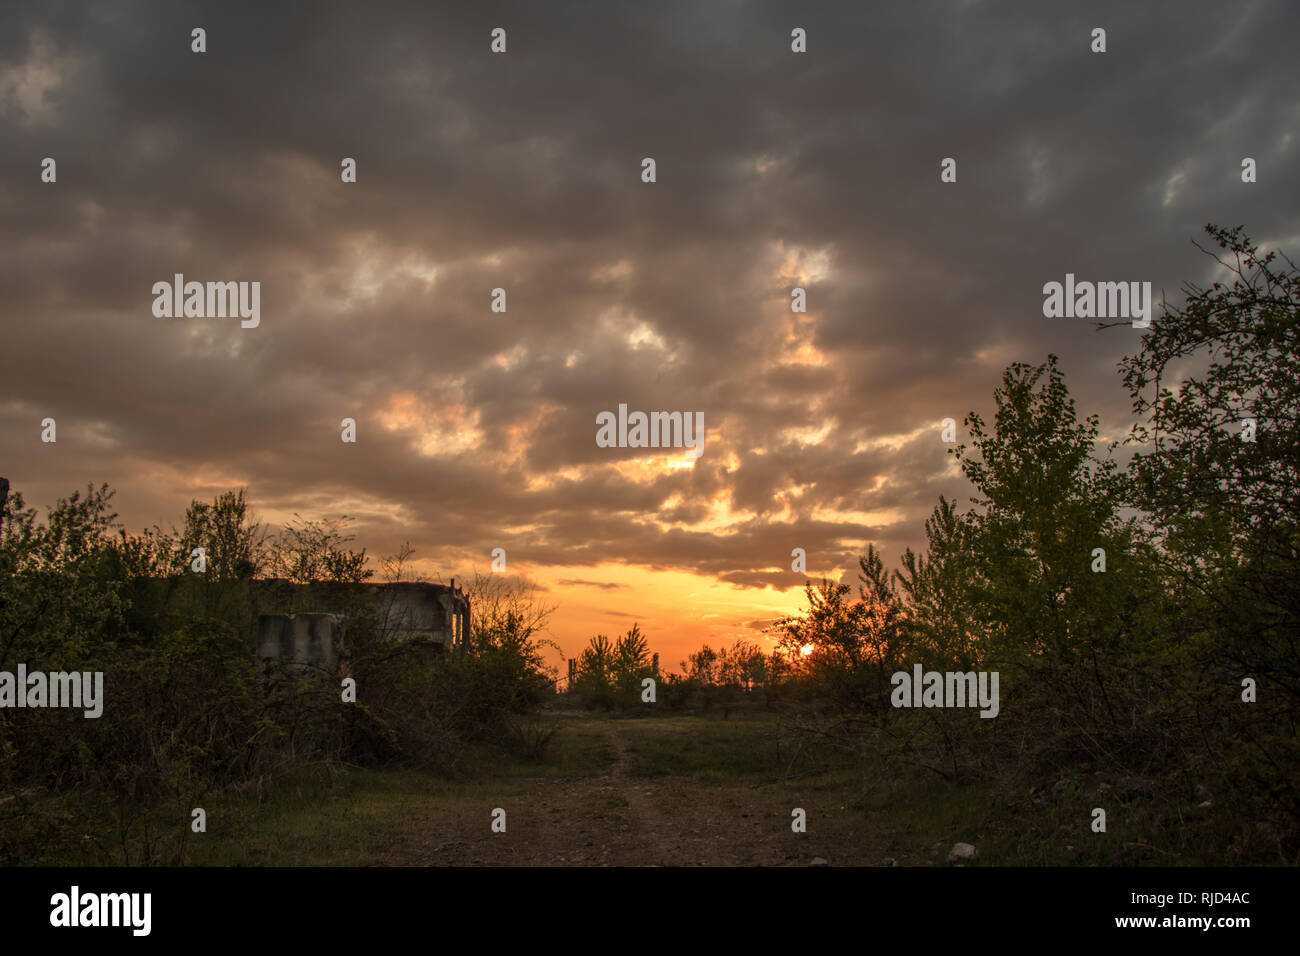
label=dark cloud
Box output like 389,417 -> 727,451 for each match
1,0 -> 1296,590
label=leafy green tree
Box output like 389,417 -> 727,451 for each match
1121,225 -> 1299,538
0,483 -> 126,670
1120,225 -> 1300,674
718,639 -> 767,688
895,496 -> 982,665
178,489 -> 265,581
266,512 -> 369,585
682,644 -> 719,685
571,624 -> 655,707
768,579 -> 882,716
457,571 -> 557,715
577,633 -> 613,684
947,355 -> 1170,767
572,633 -> 616,707
1119,224 -> 1300,818
952,355 -> 1133,668
612,623 -> 653,694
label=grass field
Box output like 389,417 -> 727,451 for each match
9,706 -> 1259,866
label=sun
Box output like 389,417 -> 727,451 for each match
800,643 -> 814,657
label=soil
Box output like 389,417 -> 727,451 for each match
382,723 -> 900,867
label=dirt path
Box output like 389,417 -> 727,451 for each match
390,721 -> 899,866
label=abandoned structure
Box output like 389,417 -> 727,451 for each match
257,612 -> 346,675
255,579 -> 470,674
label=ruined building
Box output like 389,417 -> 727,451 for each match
255,579 -> 470,675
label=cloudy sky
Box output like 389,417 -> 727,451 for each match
1,0 -> 1296,668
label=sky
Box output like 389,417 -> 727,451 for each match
1,0 -> 1297,671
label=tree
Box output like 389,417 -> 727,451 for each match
895,496 -> 982,664
265,513 -> 369,585
1119,224 -> 1300,680
1120,224 -> 1299,540
612,623 -> 653,693
464,570 -> 556,661
718,639 -> 767,688
767,579 -> 882,716
573,633 -> 615,707
0,483 -> 126,670
1118,225 -> 1300,815
951,355 -> 1130,667
178,489 -> 266,581
682,644 -> 719,685
571,624 -> 655,707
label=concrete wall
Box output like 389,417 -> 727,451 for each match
256,612 -> 344,674
367,582 -> 468,648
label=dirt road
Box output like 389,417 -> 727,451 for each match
387,719 -> 900,866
